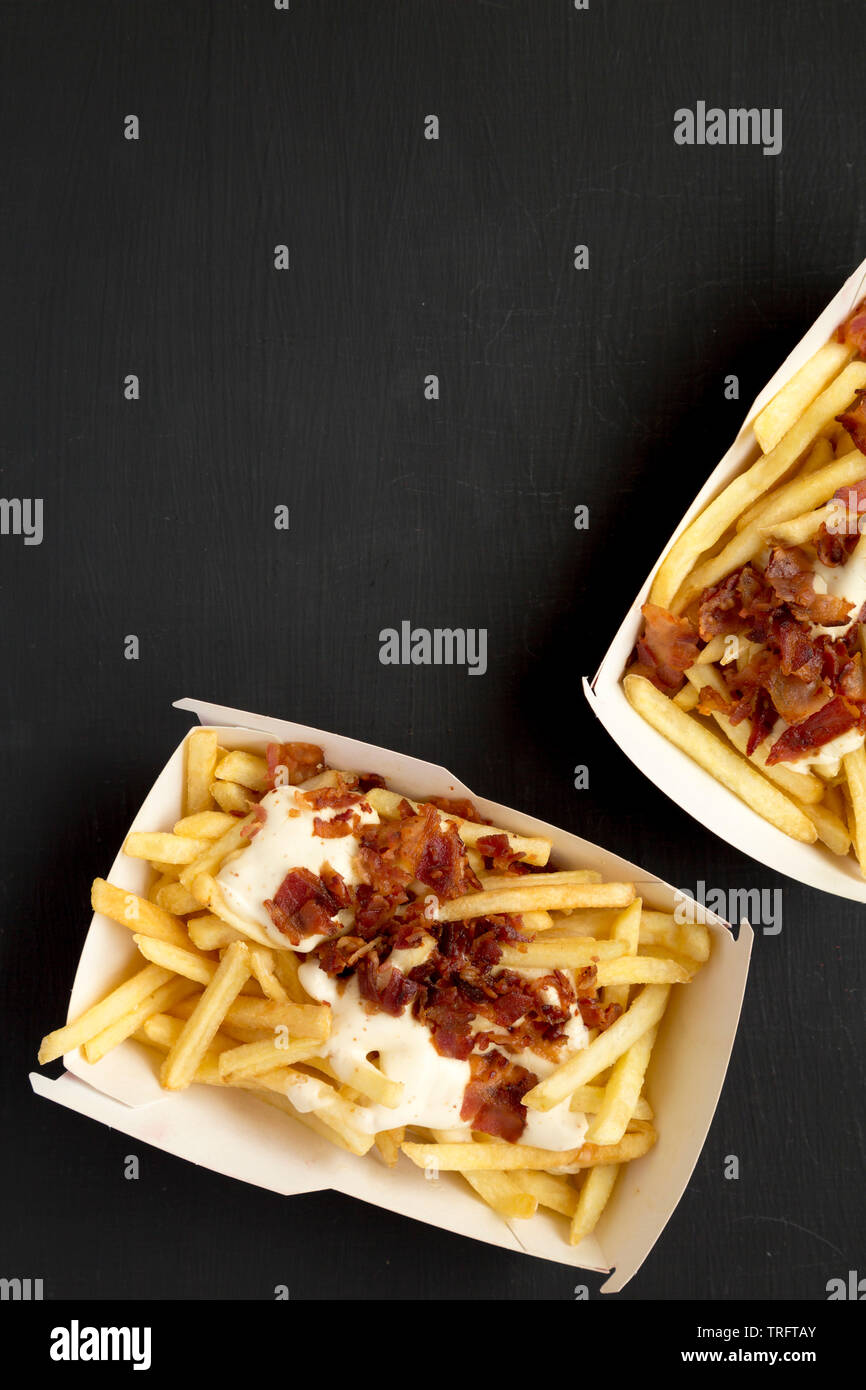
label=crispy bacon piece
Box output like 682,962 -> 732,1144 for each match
359,804 -> 480,902
428,794 -> 488,824
356,951 -> 419,1017
264,867 -> 343,944
764,668 -> 827,725
837,389 -> 866,456
240,803 -> 267,839
265,742 -> 326,789
837,299 -> 866,355
815,480 -> 866,566
358,772 -> 386,791
313,811 -> 356,838
632,603 -> 702,693
840,654 -> 866,700
765,546 -> 852,626
460,1049 -> 536,1142
301,783 -> 364,812
766,695 -> 864,765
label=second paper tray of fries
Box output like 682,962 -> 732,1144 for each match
30,697 -> 750,1293
586,255 -> 866,901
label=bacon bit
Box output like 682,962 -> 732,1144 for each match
240,804 -> 267,839
765,546 -> 853,626
358,772 -> 386,791
300,783 -> 367,813
313,812 -> 354,839
460,1050 -> 536,1142
837,389 -> 866,456
696,685 -> 731,716
632,603 -> 702,693
765,668 -> 828,725
356,951 -> 419,1016
578,997 -> 623,1030
428,794 -> 489,824
766,695 -> 864,765
816,480 -> 866,566
265,742 -> 326,790
840,654 -> 866,700
838,300 -> 866,354
359,804 -> 480,902
475,833 -> 530,874
264,867 -> 343,944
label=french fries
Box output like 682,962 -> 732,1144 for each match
39,730 -> 708,1255
627,296 -> 866,876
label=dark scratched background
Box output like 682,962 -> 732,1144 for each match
1,0 -> 864,1301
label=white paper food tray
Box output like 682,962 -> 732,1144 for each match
30,697 -> 752,1292
585,256 -> 866,901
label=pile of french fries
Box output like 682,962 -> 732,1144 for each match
628,316 -> 866,870
38,730 -> 709,1247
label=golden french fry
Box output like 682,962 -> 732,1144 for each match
184,729 -> 219,816
594,957 -> 691,986
584,1023 -> 660,1145
132,933 -> 218,987
251,1067 -> 374,1155
401,1128 -> 655,1172
675,448 -> 866,609
153,881 -> 201,916
753,339 -> 854,452
271,949 -> 310,1005
436,882 -> 635,921
498,938 -> 626,968
178,812 -> 256,892
160,942 -> 252,1090
480,870 -> 602,889
210,779 -> 251,814
799,797 -> 852,856
186,912 -> 246,951
624,675 -> 817,844
650,363 -> 866,609
217,1037 -> 322,1079
639,909 -> 711,962
374,1128 -> 405,1168
462,1171 -> 538,1220
173,992 -> 331,1042
569,1164 -> 620,1245
246,946 -> 288,1001
569,1085 -> 653,1120
38,964 -> 173,1065
843,745 -> 866,877
173,811 -> 237,841
511,1170 -> 578,1218
191,873 -> 283,950
83,976 -> 197,1064
603,899 -> 641,1014
524,986 -> 672,1112
672,684 -> 699,710
124,832 -> 209,865
214,750 -> 269,792
91,879 -> 190,949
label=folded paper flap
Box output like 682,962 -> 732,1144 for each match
36,705 -> 751,1287
585,254 -> 866,900
599,915 -> 753,1292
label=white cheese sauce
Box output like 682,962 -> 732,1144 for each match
218,782 -> 591,1151
215,785 -> 379,951
297,956 -> 589,1150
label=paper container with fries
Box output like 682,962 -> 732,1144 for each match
585,255 -> 866,901
30,698 -> 751,1292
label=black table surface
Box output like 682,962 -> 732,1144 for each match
2,0 -> 864,1301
